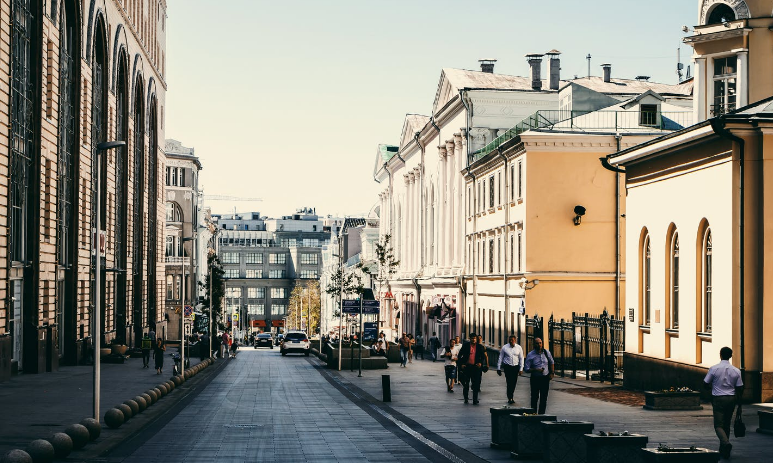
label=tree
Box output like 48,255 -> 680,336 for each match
199,249 -> 226,332
325,266 -> 365,299
372,233 -> 400,297
287,280 -> 321,333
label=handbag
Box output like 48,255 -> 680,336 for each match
734,404 -> 746,437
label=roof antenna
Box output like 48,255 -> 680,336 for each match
586,53 -> 592,78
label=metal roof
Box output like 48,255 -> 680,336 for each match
567,76 -> 693,97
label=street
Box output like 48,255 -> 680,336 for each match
95,348 -> 773,462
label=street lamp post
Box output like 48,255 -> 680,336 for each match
93,141 -> 125,422
180,236 -> 195,373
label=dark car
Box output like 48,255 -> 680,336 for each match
274,333 -> 284,346
280,331 -> 310,356
254,333 -> 273,349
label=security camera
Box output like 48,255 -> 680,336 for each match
681,25 -> 690,33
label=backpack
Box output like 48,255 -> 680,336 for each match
141,337 -> 152,350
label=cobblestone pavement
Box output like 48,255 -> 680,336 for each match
0,349 -> 209,457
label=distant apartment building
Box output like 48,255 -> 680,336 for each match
163,140 -> 202,341
214,208 -> 329,332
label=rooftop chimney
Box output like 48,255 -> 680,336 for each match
526,54 -> 544,90
601,63 -> 612,83
479,59 -> 497,73
546,50 -> 561,90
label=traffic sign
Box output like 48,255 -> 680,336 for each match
342,299 -> 380,314
184,305 -> 194,318
232,313 -> 239,321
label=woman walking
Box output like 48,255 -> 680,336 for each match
153,337 -> 166,375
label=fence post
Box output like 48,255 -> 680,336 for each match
571,313 -> 577,379
610,316 -> 616,386
547,315 -> 554,367
559,319 -> 565,377
584,313 -> 590,380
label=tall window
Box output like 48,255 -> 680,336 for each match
132,77 -> 146,334
510,235 -> 514,273
517,161 -> 523,199
146,98 -> 159,323
57,1 -> 76,267
670,232 -> 679,329
703,229 -> 713,333
497,172 -> 501,205
488,239 -> 494,274
497,237 -> 501,273
643,233 -> 651,326
114,49 -> 129,343
510,165 -> 515,201
713,57 -> 737,116
165,202 -> 182,222
489,175 -> 495,209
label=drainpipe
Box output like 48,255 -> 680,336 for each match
601,141 -> 626,321
710,118 -> 745,374
497,149 -> 510,335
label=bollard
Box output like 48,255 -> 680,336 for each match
382,375 -> 391,402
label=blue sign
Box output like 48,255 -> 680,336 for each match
342,299 -> 380,314
363,322 -> 377,341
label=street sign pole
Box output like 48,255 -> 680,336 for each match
358,297 -> 363,377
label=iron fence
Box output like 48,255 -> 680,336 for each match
527,309 -> 624,384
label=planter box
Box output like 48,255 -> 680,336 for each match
757,410 -> 773,435
111,344 -> 128,355
541,421 -> 594,463
643,391 -> 703,410
584,433 -> 648,463
640,447 -> 719,462
489,406 -> 534,449
509,414 -> 557,460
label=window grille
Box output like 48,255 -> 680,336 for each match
704,230 -> 712,333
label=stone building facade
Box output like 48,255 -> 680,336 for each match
0,0 -> 168,381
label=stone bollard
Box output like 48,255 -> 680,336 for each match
48,432 -> 73,457
382,375 -> 391,402
79,418 -> 101,441
116,403 -> 133,421
146,390 -> 158,404
140,393 -> 153,407
509,414 -> 557,460
154,386 -> 164,398
104,409 -> 124,429
541,421 -> 594,463
1,449 -> 32,463
123,399 -> 139,416
133,395 -> 148,412
490,406 -> 535,448
24,439 -> 54,463
63,423 -> 90,450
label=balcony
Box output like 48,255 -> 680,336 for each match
165,256 -> 191,265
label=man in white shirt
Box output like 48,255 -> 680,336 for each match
497,335 -> 524,405
704,346 -> 744,459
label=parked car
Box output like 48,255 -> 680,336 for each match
254,333 -> 274,349
274,333 -> 284,346
281,331 -> 310,356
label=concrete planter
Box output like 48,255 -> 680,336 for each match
584,433 -> 648,463
640,447 -> 719,462
509,414 -> 557,460
757,410 -> 773,435
643,391 -> 703,410
490,406 -> 534,448
110,344 -> 128,355
541,421 -> 594,463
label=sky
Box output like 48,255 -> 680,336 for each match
165,0 -> 698,219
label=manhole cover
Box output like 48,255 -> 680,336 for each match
224,424 -> 262,429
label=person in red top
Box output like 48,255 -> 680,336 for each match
456,333 -> 487,404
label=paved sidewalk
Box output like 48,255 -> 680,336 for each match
0,349 -> 211,456
334,356 -> 773,462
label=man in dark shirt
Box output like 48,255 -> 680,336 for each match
456,333 -> 487,404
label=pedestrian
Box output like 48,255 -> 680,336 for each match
428,332 -> 439,361
457,332 -> 487,404
415,333 -> 425,360
141,332 -> 152,368
149,327 -> 156,344
524,337 -> 554,414
497,335 -> 524,404
398,333 -> 410,367
153,337 -> 166,375
378,331 -> 389,350
440,339 -> 461,392
454,336 -> 462,384
703,346 -> 744,459
221,331 -> 230,359
408,334 -> 414,363
200,332 -> 210,360
230,338 -> 238,358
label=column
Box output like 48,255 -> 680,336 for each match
693,56 -> 706,123
437,146 -> 447,267
455,131 -> 466,268
737,51 -> 748,108
403,173 -> 411,270
446,139 -> 455,268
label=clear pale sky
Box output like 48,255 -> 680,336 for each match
165,0 -> 697,219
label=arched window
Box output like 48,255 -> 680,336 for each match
114,49 -> 129,345
166,202 -> 183,222
147,96 -> 159,324
707,4 -> 735,24
702,228 -> 713,333
640,230 -> 651,326
132,77 -> 145,339
667,228 -> 680,330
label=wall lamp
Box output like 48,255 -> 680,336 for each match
519,278 -> 540,290
573,205 -> 586,226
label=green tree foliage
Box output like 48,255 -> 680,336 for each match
199,250 -> 226,331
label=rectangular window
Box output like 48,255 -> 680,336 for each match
225,269 -> 240,278
498,172 -> 501,205
271,304 -> 287,316
221,252 -> 239,264
247,287 -> 265,299
489,175 -> 495,209
171,166 -> 177,186
712,56 -> 737,116
510,165 -> 515,201
165,236 -> 174,256
517,161 -> 523,199
269,253 -> 286,264
510,235 -> 514,273
300,253 -> 318,265
488,239 -> 494,274
226,287 -> 242,305
247,304 -> 264,316
302,238 -> 319,247
517,232 -> 522,272
299,270 -> 318,279
245,253 -> 263,264
468,187 -> 471,216
639,104 -> 658,126
245,269 -> 263,279
271,287 -> 287,299
497,237 -> 501,273
269,269 -> 286,279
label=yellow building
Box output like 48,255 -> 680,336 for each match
607,0 -> 773,401
0,0 -> 168,380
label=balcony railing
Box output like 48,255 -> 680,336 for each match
165,256 -> 191,265
470,110 -> 694,164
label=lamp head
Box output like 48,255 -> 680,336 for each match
573,205 -> 586,226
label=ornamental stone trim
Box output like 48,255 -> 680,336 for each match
700,0 -> 750,25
